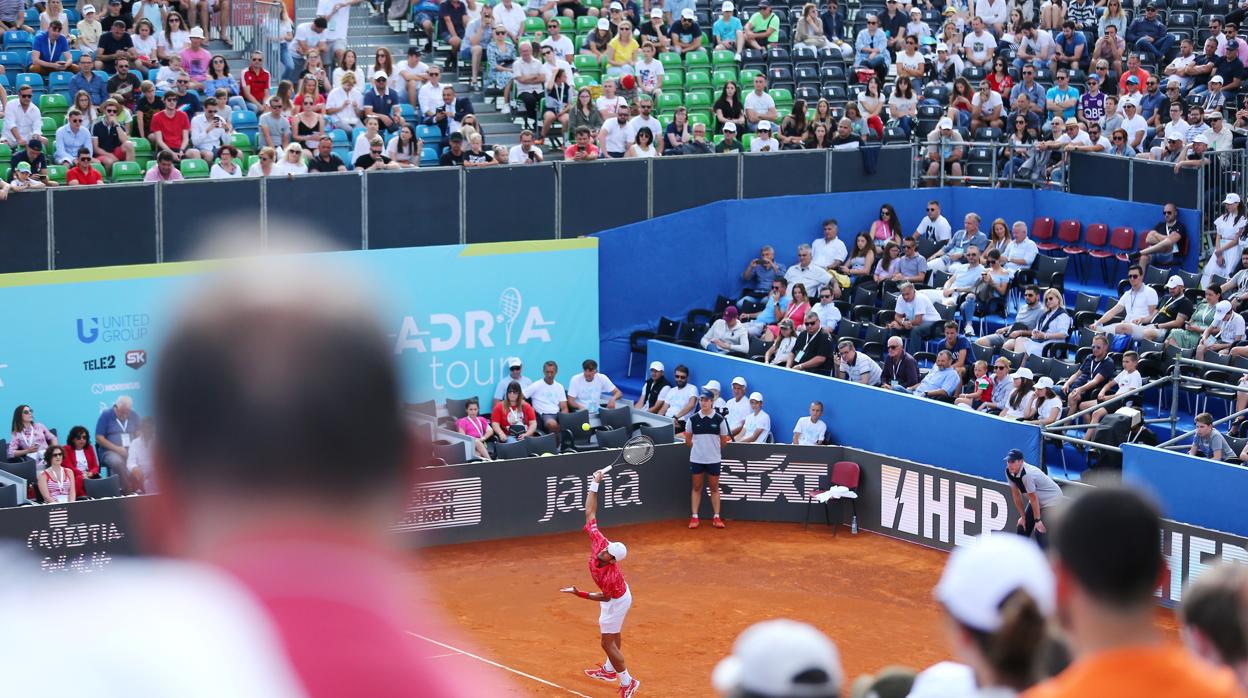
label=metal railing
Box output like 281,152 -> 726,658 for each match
227,0 -> 285,77
1040,354 -> 1248,468
911,139 -> 1052,190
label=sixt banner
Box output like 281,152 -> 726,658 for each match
0,239 -> 599,434
1,443 -> 1243,606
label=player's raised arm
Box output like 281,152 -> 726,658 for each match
585,469 -> 604,523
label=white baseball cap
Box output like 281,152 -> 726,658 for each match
1122,98 -> 1138,109
189,26 -> 205,39
936,42 -> 949,52
934,535 -> 1055,632
731,376 -> 747,387
507,356 -> 523,368
609,1 -> 623,8
711,620 -> 844,697
1034,376 -> 1055,390
650,7 -> 662,17
373,70 -> 388,80
757,120 -> 772,131
1165,275 -> 1185,289
81,3 -> 96,13
1226,193 -> 1241,205
597,17 -> 610,29
722,0 -> 735,11
723,121 -> 738,132
703,379 -> 722,392
1195,132 -> 1211,145
1011,367 -> 1033,380
749,391 -> 764,402
1211,74 -> 1225,84
606,541 -> 627,561
1217,300 -> 1234,315
648,360 -> 664,372
937,116 -> 953,130
681,7 -> 696,19
907,662 -> 977,698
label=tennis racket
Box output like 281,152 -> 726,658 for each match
597,435 -> 656,475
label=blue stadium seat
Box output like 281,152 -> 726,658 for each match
15,72 -> 45,96
420,145 -> 438,165
415,124 -> 440,142
231,109 -> 258,141
2,31 -> 33,51
329,129 -> 348,145
47,70 -> 72,96
0,50 -> 24,74
397,102 -> 417,122
334,147 -> 353,168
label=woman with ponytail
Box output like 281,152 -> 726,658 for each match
933,534 -> 1062,697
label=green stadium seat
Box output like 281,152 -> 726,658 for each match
665,67 -> 683,87
556,16 -> 573,32
659,52 -> 682,71
712,49 -> 736,66
685,91 -> 712,111
179,158 -> 209,179
576,15 -> 597,32
230,131 -> 253,155
38,93 -> 68,126
770,87 -> 794,112
46,164 -> 67,184
684,70 -> 711,91
688,111 -> 712,129
684,49 -> 709,68
739,68 -> 761,84
573,75 -> 598,89
110,160 -> 143,183
658,92 -> 682,111
742,133 -> 754,150
713,68 -> 738,89
523,16 -> 545,34
0,164 -> 8,181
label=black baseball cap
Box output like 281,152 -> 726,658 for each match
1004,448 -> 1025,462
407,46 -> 421,56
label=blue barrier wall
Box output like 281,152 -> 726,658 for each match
646,341 -> 1041,482
1123,444 -> 1248,537
594,188 -> 1201,381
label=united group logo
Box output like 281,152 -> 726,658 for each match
125,350 -> 147,370
75,314 -> 151,345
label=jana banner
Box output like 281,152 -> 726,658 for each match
0,239 -> 599,437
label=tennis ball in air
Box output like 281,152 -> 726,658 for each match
582,423 -> 591,432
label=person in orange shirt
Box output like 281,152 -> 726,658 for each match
1024,486 -> 1247,698
1180,562 -> 1248,692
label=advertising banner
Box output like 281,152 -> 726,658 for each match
0,239 -> 599,436
2,442 -> 1241,606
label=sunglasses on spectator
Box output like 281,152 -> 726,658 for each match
260,155 -> 272,161
1128,273 -> 1141,279
867,19 -> 877,24
1165,209 -> 1177,215
927,206 -> 937,211
675,373 -> 688,379
22,409 -> 32,414
820,293 -> 832,299
804,320 -> 817,326
495,30 -> 506,34
994,365 -> 1009,370
78,156 -> 91,162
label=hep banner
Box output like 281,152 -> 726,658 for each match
0,239 -> 599,437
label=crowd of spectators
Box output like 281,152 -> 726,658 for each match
644,195 -> 1248,464
2,396 -> 154,502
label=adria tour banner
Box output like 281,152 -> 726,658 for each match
0,239 -> 599,436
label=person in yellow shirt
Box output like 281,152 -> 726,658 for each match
1024,486 -> 1247,698
605,22 -> 639,79
77,5 -> 104,64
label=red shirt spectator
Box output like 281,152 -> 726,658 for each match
564,141 -> 600,160
490,399 -> 536,435
243,61 -> 271,106
150,108 -> 192,151
66,162 -> 103,185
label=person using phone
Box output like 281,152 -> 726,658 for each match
189,96 -> 233,165
563,125 -> 600,161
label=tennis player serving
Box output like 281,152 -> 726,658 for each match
562,470 -> 641,697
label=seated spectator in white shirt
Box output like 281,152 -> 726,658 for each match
1089,264 -> 1159,332
913,200 -> 952,242
724,377 -> 752,437
189,96 -> 232,165
792,401 -> 827,445
701,306 -> 750,354
750,120 -> 781,151
494,357 -> 533,405
509,129 -> 545,164
812,287 -> 842,332
1002,220 -> 1039,273
125,416 -> 157,493
835,339 -> 883,386
738,392 -> 772,443
565,359 -> 621,414
1197,300 -> 1247,361
702,380 -> 728,412
636,361 -> 669,413
785,243 -> 834,297
656,364 -> 699,427
522,360 -> 568,436
812,219 -> 849,270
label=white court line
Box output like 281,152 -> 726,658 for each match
424,652 -> 462,660
407,631 -> 593,697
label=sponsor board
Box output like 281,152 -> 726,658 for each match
395,477 -> 483,532
125,350 -> 148,370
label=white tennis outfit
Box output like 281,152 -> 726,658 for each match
1202,213 -> 1248,288
598,585 -> 633,634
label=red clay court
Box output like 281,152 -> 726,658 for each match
413,519 -> 1182,696
412,520 -> 954,696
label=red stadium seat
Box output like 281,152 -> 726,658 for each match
1110,226 -> 1136,262
804,460 -> 860,535
1058,220 -> 1084,280
1033,217 -> 1057,251
1084,224 -> 1114,281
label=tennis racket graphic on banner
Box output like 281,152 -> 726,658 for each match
498,287 -> 522,345
597,435 -> 656,475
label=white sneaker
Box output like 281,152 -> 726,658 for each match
500,102 -> 511,114
964,322 -> 976,337
734,52 -> 742,61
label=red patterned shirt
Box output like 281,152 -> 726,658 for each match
585,519 -> 627,599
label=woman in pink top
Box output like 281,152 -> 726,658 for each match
766,282 -> 810,341
8,404 -> 57,466
455,398 -> 494,461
